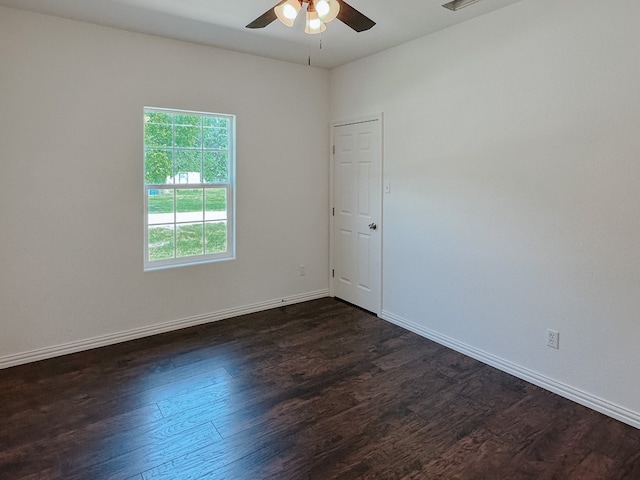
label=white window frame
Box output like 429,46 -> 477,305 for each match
143,107 -> 236,271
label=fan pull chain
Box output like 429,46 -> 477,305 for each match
307,33 -> 323,67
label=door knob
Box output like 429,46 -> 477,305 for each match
369,223 -> 377,230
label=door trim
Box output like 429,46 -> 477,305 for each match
329,113 -> 384,315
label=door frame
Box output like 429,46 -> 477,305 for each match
329,113 -> 384,315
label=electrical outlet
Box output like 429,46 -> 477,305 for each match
547,329 -> 559,349
299,265 -> 306,276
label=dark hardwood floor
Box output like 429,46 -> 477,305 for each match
1,298 -> 640,479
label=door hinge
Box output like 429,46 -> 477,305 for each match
332,269 -> 335,278
332,207 -> 335,216
332,145 -> 335,155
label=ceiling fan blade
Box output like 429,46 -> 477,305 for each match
336,0 -> 376,32
246,1 -> 285,29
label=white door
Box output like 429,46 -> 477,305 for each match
332,117 -> 382,314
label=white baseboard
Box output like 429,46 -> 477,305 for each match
380,309 -> 640,430
0,290 -> 330,370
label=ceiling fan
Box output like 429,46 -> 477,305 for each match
246,0 -> 375,34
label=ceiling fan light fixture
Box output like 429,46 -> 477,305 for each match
247,0 -> 374,34
316,0 -> 340,23
275,0 -> 302,27
442,0 -> 483,11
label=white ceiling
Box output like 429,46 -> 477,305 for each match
0,0 -> 524,69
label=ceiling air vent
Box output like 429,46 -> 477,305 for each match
443,0 -> 483,11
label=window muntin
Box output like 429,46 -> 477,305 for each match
144,108 -> 235,270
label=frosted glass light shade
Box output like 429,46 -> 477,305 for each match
315,0 -> 340,23
305,10 -> 326,34
275,0 -> 302,27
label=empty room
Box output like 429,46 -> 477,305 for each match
1,0 -> 640,478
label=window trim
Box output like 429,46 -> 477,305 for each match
143,107 -> 236,271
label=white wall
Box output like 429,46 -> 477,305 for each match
0,7 -> 330,364
331,0 -> 640,425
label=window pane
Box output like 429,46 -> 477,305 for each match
148,189 -> 174,225
203,126 -> 229,150
174,150 -> 202,184
205,188 -> 227,221
148,225 -> 175,261
175,114 -> 201,126
174,115 -> 202,148
203,151 -> 228,183
176,223 -> 204,258
145,149 -> 173,184
205,221 -> 227,254
144,112 -> 173,148
176,189 -> 203,223
204,116 -> 228,128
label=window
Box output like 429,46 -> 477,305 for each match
144,107 -> 235,270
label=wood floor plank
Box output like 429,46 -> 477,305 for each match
1,400 -> 164,457
13,468 -> 61,480
139,426 -> 299,480
63,422 -> 222,480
